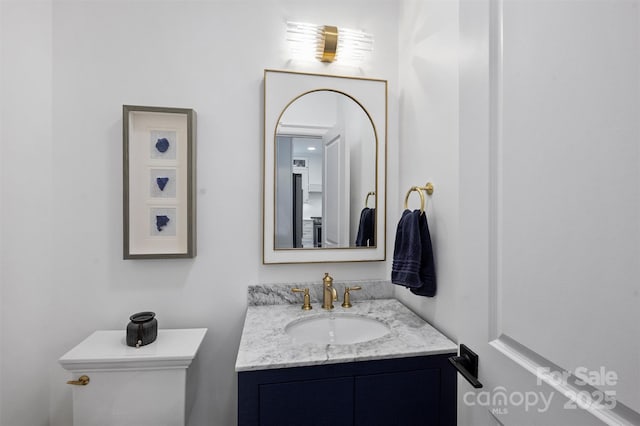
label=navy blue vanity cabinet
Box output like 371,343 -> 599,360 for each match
237,353 -> 456,426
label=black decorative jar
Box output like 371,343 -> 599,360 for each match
126,311 -> 158,348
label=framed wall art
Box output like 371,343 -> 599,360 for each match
123,105 -> 196,259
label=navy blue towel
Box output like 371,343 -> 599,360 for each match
391,209 -> 436,297
355,208 -> 375,247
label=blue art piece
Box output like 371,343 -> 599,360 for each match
156,215 -> 170,232
155,137 -> 170,153
156,177 -> 169,191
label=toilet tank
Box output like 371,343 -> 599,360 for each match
59,328 -> 207,426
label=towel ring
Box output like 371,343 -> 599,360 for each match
365,191 -> 376,208
404,182 -> 434,213
404,187 -> 426,213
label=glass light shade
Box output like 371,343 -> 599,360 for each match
286,21 -> 374,65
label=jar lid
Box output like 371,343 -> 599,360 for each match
129,311 -> 155,323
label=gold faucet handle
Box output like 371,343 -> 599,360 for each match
291,288 -> 312,310
341,286 -> 362,308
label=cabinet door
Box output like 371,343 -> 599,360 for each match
354,369 -> 442,426
259,377 -> 353,426
301,220 -> 314,248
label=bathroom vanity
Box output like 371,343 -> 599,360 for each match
236,283 -> 457,425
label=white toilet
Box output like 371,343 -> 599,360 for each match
59,328 -> 207,426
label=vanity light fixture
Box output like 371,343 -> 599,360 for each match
286,21 -> 374,65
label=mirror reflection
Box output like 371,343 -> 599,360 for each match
274,90 -> 377,249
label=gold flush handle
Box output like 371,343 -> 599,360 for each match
292,288 -> 312,310
341,286 -> 362,308
67,375 -> 90,386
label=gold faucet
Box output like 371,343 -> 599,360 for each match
322,273 -> 338,310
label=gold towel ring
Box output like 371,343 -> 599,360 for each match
404,187 -> 426,213
403,182 -> 434,213
365,191 -> 376,208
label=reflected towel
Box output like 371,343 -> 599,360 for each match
391,209 -> 436,297
355,208 -> 375,247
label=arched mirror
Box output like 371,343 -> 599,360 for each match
263,69 -> 387,264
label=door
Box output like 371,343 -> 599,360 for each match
457,0 -> 640,425
322,124 -> 349,248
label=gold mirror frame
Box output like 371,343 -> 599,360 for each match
263,69 -> 387,264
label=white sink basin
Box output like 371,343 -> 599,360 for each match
285,314 -> 390,345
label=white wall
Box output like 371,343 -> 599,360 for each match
345,94 -> 376,245
303,192 -> 322,218
0,1 -> 399,425
1,2 -> 54,425
0,1 -> 4,423
280,90 -> 337,127
396,0 -> 460,340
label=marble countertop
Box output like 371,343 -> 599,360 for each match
235,298 -> 457,372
